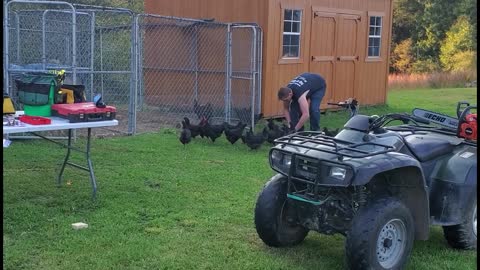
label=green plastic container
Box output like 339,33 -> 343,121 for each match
15,72 -> 60,117
23,88 -> 54,116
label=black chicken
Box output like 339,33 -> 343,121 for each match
240,126 -> 252,144
203,119 -> 225,142
179,120 -> 192,146
245,128 -> 268,150
266,118 -> 277,130
223,121 -> 242,130
224,121 -> 247,144
266,119 -> 286,144
183,117 -> 206,138
322,127 -> 340,137
193,99 -> 214,120
281,123 -> 290,135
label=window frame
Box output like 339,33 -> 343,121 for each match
365,11 -> 384,62
278,5 -> 304,64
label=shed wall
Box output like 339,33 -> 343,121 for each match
263,0 -> 393,117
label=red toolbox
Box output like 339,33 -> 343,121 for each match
51,102 -> 116,123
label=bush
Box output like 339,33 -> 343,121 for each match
388,73 -> 429,89
440,16 -> 475,71
448,51 -> 477,72
391,38 -> 415,74
388,70 -> 477,90
411,58 -> 441,74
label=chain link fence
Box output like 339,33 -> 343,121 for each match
4,1 -> 262,135
134,15 -> 262,133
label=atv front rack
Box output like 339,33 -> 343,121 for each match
274,131 -> 396,161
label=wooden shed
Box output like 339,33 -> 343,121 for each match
144,0 -> 393,118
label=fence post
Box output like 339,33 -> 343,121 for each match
4,2 -> 9,96
128,11 -> 137,135
136,15 -> 144,109
90,12 -> 95,100
225,24 -> 232,123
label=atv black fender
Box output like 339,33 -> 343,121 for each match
348,152 -> 426,187
347,152 -> 430,240
427,147 -> 477,225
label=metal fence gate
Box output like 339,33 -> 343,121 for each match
134,14 -> 262,133
4,1 -> 262,135
4,0 -> 135,135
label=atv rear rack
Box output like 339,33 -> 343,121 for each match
274,131 -> 396,161
385,125 -> 477,147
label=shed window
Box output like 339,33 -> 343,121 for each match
282,9 -> 302,58
368,16 -> 382,57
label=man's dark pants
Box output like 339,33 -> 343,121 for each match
289,86 -> 326,131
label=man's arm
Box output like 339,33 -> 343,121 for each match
294,93 -> 310,131
283,101 -> 292,127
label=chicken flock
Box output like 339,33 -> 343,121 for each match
179,116 -> 340,150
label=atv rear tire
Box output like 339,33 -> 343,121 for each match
345,198 -> 415,270
443,198 -> 477,250
254,175 -> 308,247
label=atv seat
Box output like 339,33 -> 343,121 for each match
404,135 -> 455,162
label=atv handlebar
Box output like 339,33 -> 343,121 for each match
456,101 -> 471,118
327,98 -> 358,108
327,98 -> 359,119
369,113 -> 429,131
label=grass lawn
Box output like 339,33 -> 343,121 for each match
3,88 -> 477,270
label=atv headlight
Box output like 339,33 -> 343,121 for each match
270,149 -> 292,174
330,167 -> 347,180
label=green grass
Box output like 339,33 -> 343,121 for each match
3,88 -> 477,270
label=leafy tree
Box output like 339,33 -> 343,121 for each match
455,0 -> 477,50
447,51 -> 477,72
411,58 -> 440,74
440,16 -> 475,71
413,0 -> 458,61
390,38 -> 414,73
390,0 -> 477,74
391,0 -> 422,45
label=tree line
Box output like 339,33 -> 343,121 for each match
390,0 -> 477,74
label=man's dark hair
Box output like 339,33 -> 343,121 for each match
278,87 -> 292,100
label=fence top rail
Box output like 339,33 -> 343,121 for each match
136,13 -> 229,26
6,0 -> 75,11
73,3 -> 134,14
7,1 -> 134,16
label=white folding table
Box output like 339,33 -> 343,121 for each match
3,114 -> 118,199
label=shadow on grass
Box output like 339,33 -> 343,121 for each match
252,226 -> 476,270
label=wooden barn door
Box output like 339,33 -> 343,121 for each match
310,9 -> 361,107
309,11 -> 336,108
334,14 -> 360,103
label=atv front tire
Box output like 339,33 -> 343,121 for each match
443,198 -> 477,250
345,198 -> 415,270
254,175 -> 308,247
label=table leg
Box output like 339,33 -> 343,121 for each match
55,128 -> 97,199
86,128 -> 97,199
57,129 -> 73,186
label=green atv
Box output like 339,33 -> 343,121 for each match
254,104 -> 477,269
